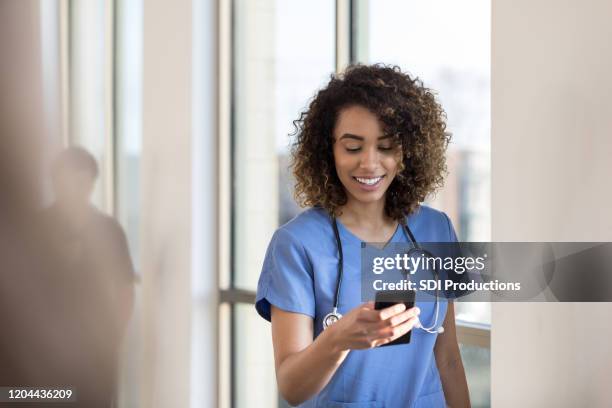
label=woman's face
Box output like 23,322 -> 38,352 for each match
332,105 -> 402,207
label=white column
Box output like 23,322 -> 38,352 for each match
492,0 -> 612,406
191,0 -> 219,407
140,0 -> 194,406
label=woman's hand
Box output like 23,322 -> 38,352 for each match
328,301 -> 421,351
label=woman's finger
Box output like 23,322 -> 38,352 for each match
386,307 -> 420,328
388,316 -> 419,340
367,306 -> 420,330
360,303 -> 406,322
370,316 -> 419,342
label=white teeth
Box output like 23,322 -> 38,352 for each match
355,176 -> 383,185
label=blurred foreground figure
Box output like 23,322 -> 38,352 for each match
0,146 -> 135,407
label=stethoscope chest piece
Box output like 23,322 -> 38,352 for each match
323,308 -> 342,330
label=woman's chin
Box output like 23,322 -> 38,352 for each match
346,189 -> 388,205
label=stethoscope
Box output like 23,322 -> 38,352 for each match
322,216 -> 444,335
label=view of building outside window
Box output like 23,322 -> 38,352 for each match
116,0 -> 143,271
69,0 -> 112,212
233,0 -> 335,290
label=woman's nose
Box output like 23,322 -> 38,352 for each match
359,147 -> 379,170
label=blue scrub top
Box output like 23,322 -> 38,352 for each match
255,205 -> 458,408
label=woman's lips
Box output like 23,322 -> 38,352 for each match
352,175 -> 385,191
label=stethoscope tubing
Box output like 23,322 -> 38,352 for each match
326,215 -> 442,334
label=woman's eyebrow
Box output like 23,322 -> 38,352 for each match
339,133 -> 391,140
339,133 -> 364,141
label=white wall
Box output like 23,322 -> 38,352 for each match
492,0 -> 612,406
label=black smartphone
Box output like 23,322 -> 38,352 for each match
374,289 -> 416,346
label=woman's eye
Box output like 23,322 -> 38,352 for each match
345,146 -> 361,152
378,145 -> 394,151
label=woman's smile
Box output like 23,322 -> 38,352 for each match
353,175 -> 386,190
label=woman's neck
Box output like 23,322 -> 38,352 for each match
337,197 -> 393,230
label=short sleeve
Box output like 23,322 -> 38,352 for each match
442,211 -> 459,243
441,211 -> 481,298
255,228 -> 316,322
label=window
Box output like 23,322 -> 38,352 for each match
66,2 -> 142,406
69,0 -> 114,212
232,0 -> 336,291
115,0 -> 143,271
115,1 -> 143,407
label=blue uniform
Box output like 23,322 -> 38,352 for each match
255,206 -> 457,408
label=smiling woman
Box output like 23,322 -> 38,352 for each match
291,64 -> 450,221
255,64 -> 470,407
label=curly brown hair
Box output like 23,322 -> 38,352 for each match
290,64 -> 451,221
